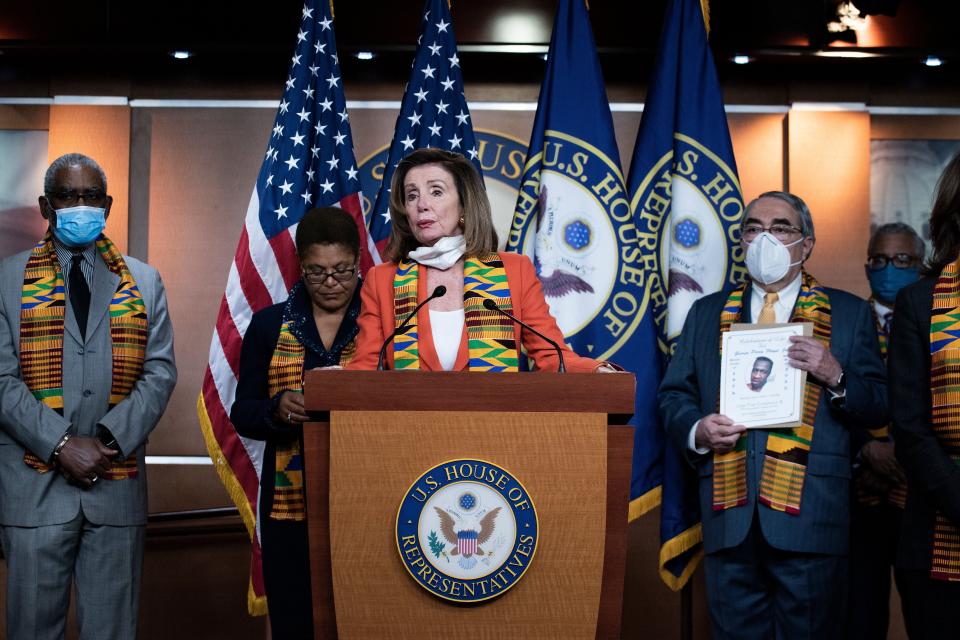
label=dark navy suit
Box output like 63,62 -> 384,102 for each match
659,281 -> 887,639
889,275 -> 960,639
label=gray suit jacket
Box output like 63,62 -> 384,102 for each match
659,282 -> 888,555
0,246 -> 176,527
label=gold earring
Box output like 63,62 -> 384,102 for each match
459,216 -> 465,226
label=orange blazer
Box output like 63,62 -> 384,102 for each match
349,252 -> 600,372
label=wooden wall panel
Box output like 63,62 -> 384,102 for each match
48,105 -> 131,253
787,109 -> 872,298
871,115 -> 960,140
729,112 -> 786,202
0,104 -> 48,130
138,107 -> 273,456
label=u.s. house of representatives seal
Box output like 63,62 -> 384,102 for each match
632,134 -> 746,351
395,459 -> 538,603
507,130 -> 649,361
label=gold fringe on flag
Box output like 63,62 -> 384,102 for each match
197,393 -> 268,616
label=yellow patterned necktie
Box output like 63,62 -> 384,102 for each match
758,291 -> 779,324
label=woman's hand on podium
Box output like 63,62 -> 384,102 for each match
595,362 -> 623,373
274,390 -> 310,425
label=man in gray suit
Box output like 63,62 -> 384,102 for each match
0,153 -> 176,639
659,192 -> 887,639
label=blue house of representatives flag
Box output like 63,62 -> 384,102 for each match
366,0 -> 481,260
627,0 -> 745,590
506,0 -> 662,525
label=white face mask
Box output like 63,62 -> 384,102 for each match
407,234 -> 466,270
744,232 -> 804,285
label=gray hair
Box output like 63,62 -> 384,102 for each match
43,153 -> 107,194
744,191 -> 815,242
868,222 -> 926,259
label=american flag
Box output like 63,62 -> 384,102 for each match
197,0 -> 372,615
366,0 -> 482,257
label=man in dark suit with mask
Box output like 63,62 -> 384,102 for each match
660,191 -> 888,639
846,222 -> 923,640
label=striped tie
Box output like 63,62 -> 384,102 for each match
758,291 -> 778,324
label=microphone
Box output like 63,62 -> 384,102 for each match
482,298 -> 566,373
377,285 -> 447,370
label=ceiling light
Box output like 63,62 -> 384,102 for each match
814,50 -> 882,59
826,1 -> 867,33
732,55 -> 750,65
171,51 -> 193,60
924,55 -> 943,67
355,51 -> 375,61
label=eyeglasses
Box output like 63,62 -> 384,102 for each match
741,224 -> 803,242
47,189 -> 108,207
866,253 -> 918,271
302,266 -> 357,284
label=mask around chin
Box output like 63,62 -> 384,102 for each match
52,205 -> 107,247
744,232 -> 804,285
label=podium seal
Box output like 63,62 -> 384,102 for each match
396,459 -> 539,602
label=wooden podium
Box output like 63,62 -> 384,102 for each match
302,370 -> 635,639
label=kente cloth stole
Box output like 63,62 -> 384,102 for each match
19,233 -> 146,480
266,321 -> 355,521
391,255 -> 519,372
713,273 -> 829,515
927,257 -> 960,581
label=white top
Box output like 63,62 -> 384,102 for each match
429,308 -> 465,371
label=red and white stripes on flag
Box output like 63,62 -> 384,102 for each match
197,0 -> 372,615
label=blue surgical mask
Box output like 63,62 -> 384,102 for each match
52,205 -> 106,247
867,264 -> 919,304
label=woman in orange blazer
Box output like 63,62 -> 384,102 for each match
350,148 -> 611,373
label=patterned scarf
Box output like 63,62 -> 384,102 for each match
266,283 -> 357,521
713,272 -> 830,515
20,232 -> 146,480
927,258 -> 960,581
391,254 -> 519,372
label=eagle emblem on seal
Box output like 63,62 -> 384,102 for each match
533,184 -> 595,298
434,506 -> 501,570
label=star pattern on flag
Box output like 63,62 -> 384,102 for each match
367,0 -> 482,249
256,2 -> 362,239
202,1 -> 374,617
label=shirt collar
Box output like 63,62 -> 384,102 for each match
872,299 -> 893,318
52,233 -> 98,268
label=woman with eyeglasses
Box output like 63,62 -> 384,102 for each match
230,206 -> 362,639
888,151 -> 960,638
